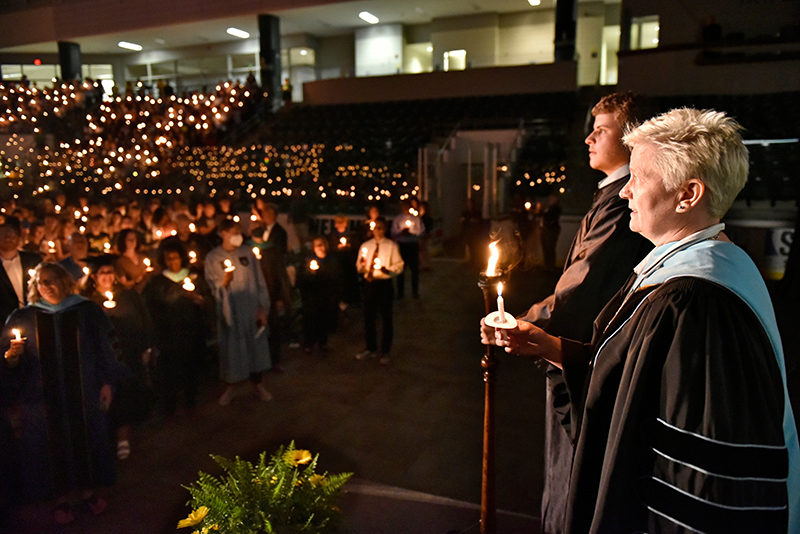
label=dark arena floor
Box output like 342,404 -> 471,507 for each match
4,244 -> 799,534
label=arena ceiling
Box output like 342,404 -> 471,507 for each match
0,0 -> 618,55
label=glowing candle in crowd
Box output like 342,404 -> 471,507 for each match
361,247 -> 368,259
103,291 -> 116,309
155,229 -> 162,239
74,209 -> 81,218
486,240 -> 500,277
374,257 -> 381,271
82,266 -> 90,276
496,282 -> 507,323
55,205 -> 61,213
28,269 -> 36,278
189,223 -> 196,233
405,220 -> 412,228
143,257 -> 154,272
189,250 -> 197,263
48,241 -> 56,253
339,237 -> 347,247
224,259 -> 236,272
250,214 -> 258,222
252,247 -> 261,260
369,221 -> 376,231
103,241 -> 111,252
310,259 -> 319,271
11,329 -> 21,341
182,277 -> 195,291
233,215 -> 240,223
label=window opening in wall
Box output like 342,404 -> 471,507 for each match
443,49 -> 467,71
600,25 -> 620,85
630,16 -> 659,50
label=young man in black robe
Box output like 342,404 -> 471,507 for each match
517,92 -> 653,534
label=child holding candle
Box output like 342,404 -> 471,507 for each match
297,237 -> 340,354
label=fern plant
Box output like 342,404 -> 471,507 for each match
178,442 -> 353,534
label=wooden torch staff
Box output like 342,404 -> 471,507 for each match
478,274 -> 500,534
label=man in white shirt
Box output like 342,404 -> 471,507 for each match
355,218 -> 404,364
0,218 -> 42,322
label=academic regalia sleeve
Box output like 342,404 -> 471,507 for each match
598,279 -> 790,534
557,337 -> 593,440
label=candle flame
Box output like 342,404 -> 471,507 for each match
103,291 -> 116,308
497,281 -> 503,296
339,237 -> 347,245
252,247 -> 261,260
310,259 -> 319,271
189,250 -> 197,263
182,277 -> 195,291
224,259 -> 235,272
11,328 -> 21,341
486,240 -> 500,277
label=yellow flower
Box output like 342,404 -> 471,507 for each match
177,506 -> 209,529
309,474 -> 326,486
283,449 -> 312,466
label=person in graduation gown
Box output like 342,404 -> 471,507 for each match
205,219 -> 272,405
297,236 -> 340,353
1,262 -> 124,524
142,241 -> 212,417
483,108 -> 800,533
80,254 -> 154,459
515,91 -> 653,534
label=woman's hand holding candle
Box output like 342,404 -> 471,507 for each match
6,328 -> 25,363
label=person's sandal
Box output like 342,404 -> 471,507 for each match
117,440 -> 131,460
53,501 -> 75,524
83,493 -> 107,516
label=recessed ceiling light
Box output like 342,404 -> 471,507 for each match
299,49 -> 308,56
227,27 -> 250,39
118,41 -> 143,51
359,11 -> 379,24
528,0 -> 541,5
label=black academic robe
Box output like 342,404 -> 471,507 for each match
0,251 -> 42,323
561,277 -> 790,534
519,177 -> 652,534
0,298 -> 122,500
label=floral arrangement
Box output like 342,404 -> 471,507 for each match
178,442 -> 353,534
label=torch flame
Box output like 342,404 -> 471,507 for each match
486,240 -> 500,277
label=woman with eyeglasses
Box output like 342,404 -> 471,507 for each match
0,262 -> 124,526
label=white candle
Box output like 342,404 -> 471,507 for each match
189,223 -> 196,232
310,259 -> 319,271
11,328 -> 21,341
182,277 -> 195,291
103,291 -> 116,309
339,237 -> 347,246
143,258 -> 153,272
374,257 -> 381,271
361,247 -> 368,259
497,282 -> 506,322
252,247 -> 261,260
48,241 -> 56,253
189,250 -> 197,263
224,259 -> 236,272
